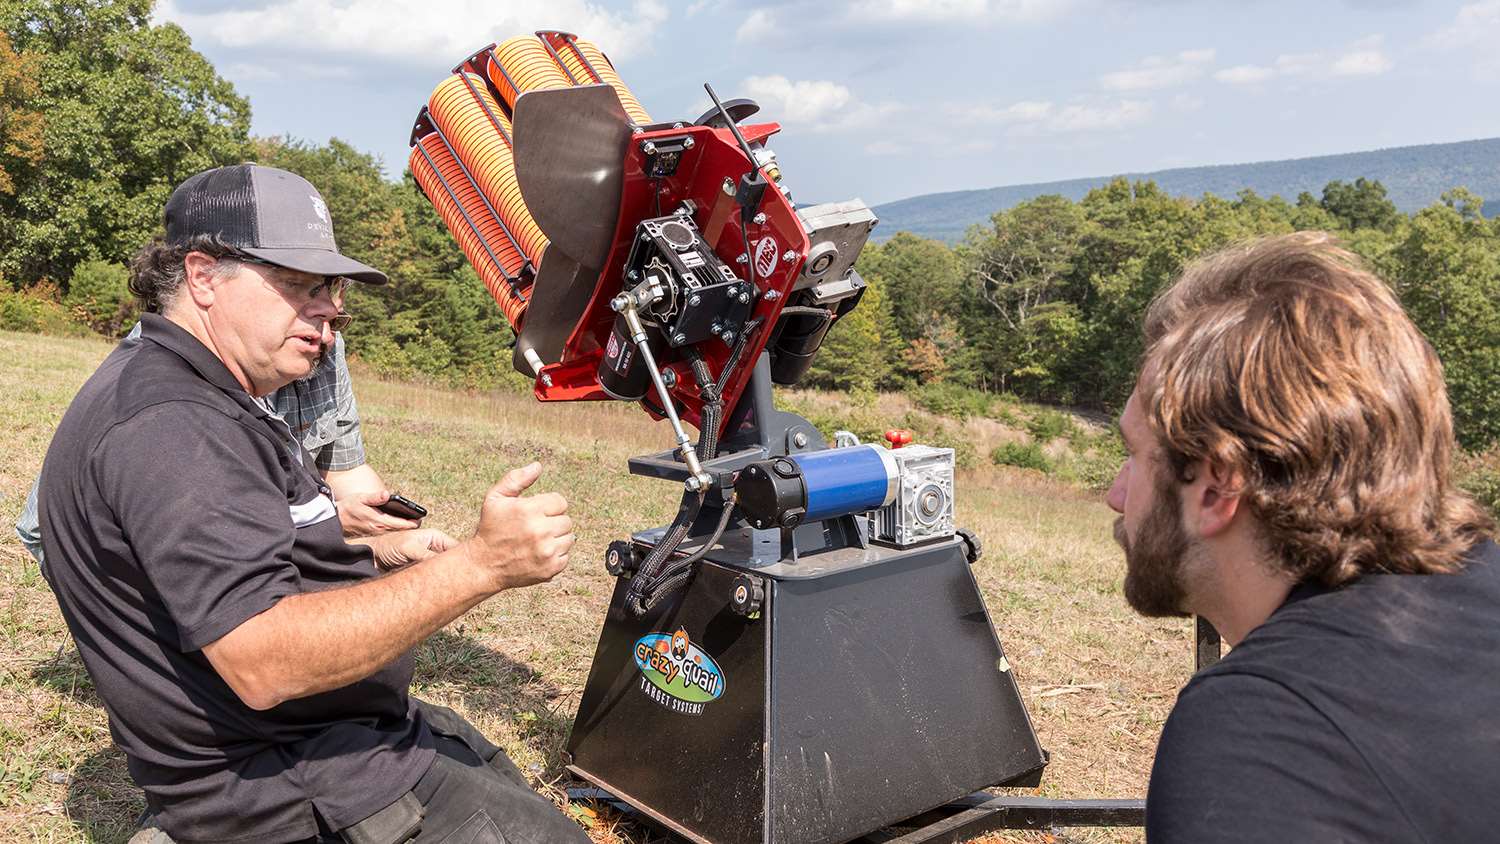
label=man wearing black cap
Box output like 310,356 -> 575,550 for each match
38,164 -> 589,843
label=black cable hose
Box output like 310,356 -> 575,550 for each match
624,349 -> 723,617
625,494 -> 701,616
774,305 -> 833,320
716,316 -> 764,397
634,498 -> 737,613
621,257 -> 767,616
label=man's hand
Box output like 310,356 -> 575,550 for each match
202,463 -> 570,710
463,462 -> 575,592
356,528 -> 458,572
338,489 -> 421,537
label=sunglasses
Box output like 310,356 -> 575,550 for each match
330,312 -> 353,332
230,254 -> 353,305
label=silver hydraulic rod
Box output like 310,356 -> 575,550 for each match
612,291 -> 713,491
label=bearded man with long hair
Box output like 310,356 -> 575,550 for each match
1106,232 -> 1497,841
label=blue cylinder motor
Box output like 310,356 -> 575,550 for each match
735,444 -> 899,529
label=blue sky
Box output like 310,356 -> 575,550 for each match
155,0 -> 1500,207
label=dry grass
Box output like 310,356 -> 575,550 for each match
0,331 -> 1191,843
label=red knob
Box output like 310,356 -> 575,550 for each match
884,429 -> 913,448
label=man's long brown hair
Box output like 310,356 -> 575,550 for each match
1141,232 -> 1492,585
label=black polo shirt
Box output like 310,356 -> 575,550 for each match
38,314 -> 434,843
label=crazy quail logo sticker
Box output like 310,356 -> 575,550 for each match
633,628 -> 725,715
310,195 -> 330,224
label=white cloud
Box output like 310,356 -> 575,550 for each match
1273,52 -> 1320,76
1214,37 -> 1392,86
849,0 -> 1071,23
735,8 -> 777,42
1214,64 -> 1275,85
1100,49 -> 1215,91
1048,100 -> 1152,132
155,0 -> 668,68
1425,2 -> 1500,80
742,75 -> 852,123
965,100 -> 1053,124
1332,48 -> 1392,76
223,62 -> 279,83
1426,0 -> 1500,48
742,74 -> 903,132
949,97 -> 1150,134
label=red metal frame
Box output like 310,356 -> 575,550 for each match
533,121 -> 807,440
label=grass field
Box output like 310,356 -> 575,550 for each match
0,330 -> 1192,843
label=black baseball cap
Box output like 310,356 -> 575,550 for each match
164,164 -> 388,285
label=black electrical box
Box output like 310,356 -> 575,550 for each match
625,215 -> 755,349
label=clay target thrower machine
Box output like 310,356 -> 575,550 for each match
406,31 -> 1070,844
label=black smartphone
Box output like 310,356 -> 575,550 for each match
377,493 -> 428,520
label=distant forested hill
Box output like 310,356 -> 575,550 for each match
873,137 -> 1500,242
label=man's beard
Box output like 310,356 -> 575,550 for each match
298,340 -> 332,382
1114,474 -> 1194,618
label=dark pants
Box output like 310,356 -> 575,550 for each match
133,701 -> 589,844
395,701 -> 590,844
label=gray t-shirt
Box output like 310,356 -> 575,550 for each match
16,323 -> 364,564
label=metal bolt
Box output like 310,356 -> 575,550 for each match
722,178 -> 735,196
540,373 -> 553,387
641,140 -> 657,155
737,253 -> 748,264
752,212 -> 767,225
764,289 -> 781,301
737,292 -> 750,304
793,431 -> 809,448
626,269 -> 640,279
683,137 -> 695,149
641,232 -> 651,242
688,294 -> 701,306
782,250 -> 797,262
721,330 -> 736,343
632,126 -> 644,134
662,369 -> 677,388
685,476 -> 703,492
672,332 -> 687,344
673,122 -> 684,129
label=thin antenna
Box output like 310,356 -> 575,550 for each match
704,83 -> 761,170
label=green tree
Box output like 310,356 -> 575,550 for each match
65,258 -> 135,336
962,194 -> 1089,393
804,274 -> 895,395
1382,199 -> 1500,450
254,138 -> 516,385
857,232 -> 964,347
0,0 -> 251,284
1321,177 -> 1400,232
0,30 -> 43,196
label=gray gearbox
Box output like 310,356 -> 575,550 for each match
871,444 -> 955,546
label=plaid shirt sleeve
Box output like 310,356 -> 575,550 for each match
15,477 -> 44,565
315,333 -> 366,472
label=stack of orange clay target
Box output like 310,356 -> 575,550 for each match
410,31 -> 652,331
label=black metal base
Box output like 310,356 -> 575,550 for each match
565,539 -> 1047,844
567,787 -> 1146,842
